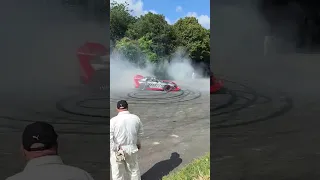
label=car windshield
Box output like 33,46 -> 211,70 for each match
145,77 -> 157,81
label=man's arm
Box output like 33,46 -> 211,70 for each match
137,119 -> 144,149
110,119 -> 118,152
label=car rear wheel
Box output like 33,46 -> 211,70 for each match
139,83 -> 147,90
164,85 -> 172,92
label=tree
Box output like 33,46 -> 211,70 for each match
110,1 -> 136,42
173,17 -> 210,63
111,2 -> 210,69
137,35 -> 158,63
114,35 -> 158,66
126,12 -> 176,58
115,37 -> 144,66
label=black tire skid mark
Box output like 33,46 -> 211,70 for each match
125,89 -> 202,104
211,77 -> 293,128
211,79 -> 259,117
0,100 -> 110,135
76,98 -> 109,109
0,93 -> 109,135
128,90 -> 186,100
0,114 -> 107,125
211,91 -> 238,111
55,89 -> 199,119
56,95 -> 109,119
212,97 -> 293,129
0,87 -> 111,134
0,115 -> 109,135
0,86 -> 204,135
110,88 -> 206,138
213,89 -> 273,116
41,88 -> 201,135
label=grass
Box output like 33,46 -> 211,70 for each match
162,153 -> 210,180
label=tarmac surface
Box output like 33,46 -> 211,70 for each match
110,80 -> 210,179
0,88 -> 109,179
211,2 -> 320,179
0,1 -> 109,179
0,80 -> 209,180
212,53 -> 320,180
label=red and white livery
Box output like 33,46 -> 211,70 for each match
77,42 -> 108,88
134,75 -> 181,91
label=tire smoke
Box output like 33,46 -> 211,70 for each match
110,46 -> 210,93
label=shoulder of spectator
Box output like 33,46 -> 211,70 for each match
68,166 -> 95,179
82,169 -> 95,180
5,166 -> 94,180
5,172 -> 22,180
130,113 -> 140,120
110,116 -> 117,124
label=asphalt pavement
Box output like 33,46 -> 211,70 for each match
0,80 -> 209,180
110,81 -> 210,179
210,2 -> 320,179
212,53 -> 320,180
0,1 -> 109,179
0,88 -> 109,179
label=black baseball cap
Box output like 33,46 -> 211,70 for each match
22,121 -> 58,151
117,100 -> 128,109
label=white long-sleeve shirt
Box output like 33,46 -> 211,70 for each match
110,111 -> 144,154
6,155 -> 95,180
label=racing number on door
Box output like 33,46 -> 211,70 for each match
148,82 -> 162,88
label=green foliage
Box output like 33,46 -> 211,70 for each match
110,2 -> 136,42
110,2 -> 210,65
114,35 -> 159,68
126,13 -> 175,58
173,17 -> 210,64
138,35 -> 158,63
115,37 -> 143,66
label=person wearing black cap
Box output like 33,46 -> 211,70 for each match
6,121 -> 95,180
110,100 -> 144,180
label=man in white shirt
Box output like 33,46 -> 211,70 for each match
110,100 -> 144,180
6,121 -> 95,180
192,72 -> 196,79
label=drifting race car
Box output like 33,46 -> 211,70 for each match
210,74 -> 223,94
77,42 -> 108,90
134,75 -> 181,91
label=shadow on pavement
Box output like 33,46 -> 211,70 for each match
141,152 -> 182,180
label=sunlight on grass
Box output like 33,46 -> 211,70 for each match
162,153 -> 210,180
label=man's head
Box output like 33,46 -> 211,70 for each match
117,100 -> 128,112
21,121 -> 58,161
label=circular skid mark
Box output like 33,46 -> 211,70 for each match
109,88 -> 207,139
0,87 -> 204,135
111,89 -> 202,104
0,90 -> 111,135
56,94 -> 109,119
77,98 -> 109,109
211,78 -> 293,128
56,89 -> 201,119
0,114 -> 109,135
128,91 -> 185,99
